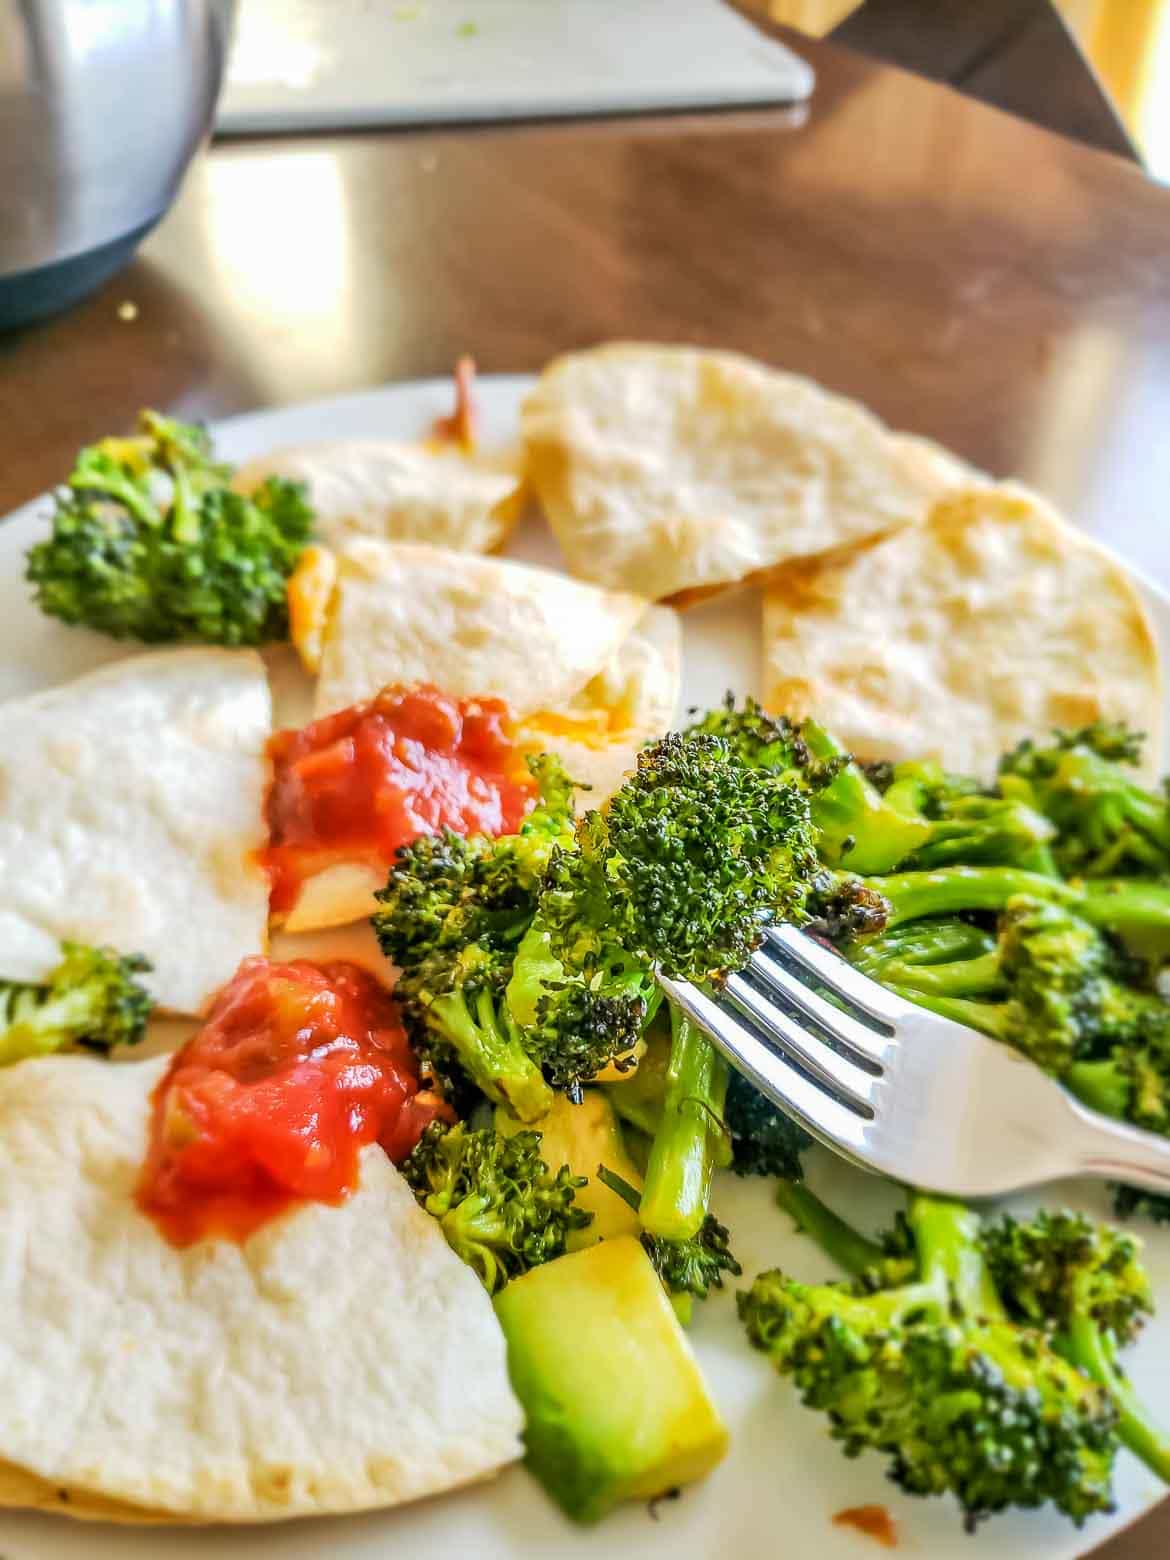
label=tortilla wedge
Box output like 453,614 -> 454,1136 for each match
234,440 -> 525,555
763,483 -> 1163,779
0,649 -> 271,1016
521,343 -> 971,604
0,1055 -> 523,1524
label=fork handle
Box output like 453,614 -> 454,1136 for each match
1067,1095 -> 1170,1194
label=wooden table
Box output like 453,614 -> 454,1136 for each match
2,25 -> 1169,1556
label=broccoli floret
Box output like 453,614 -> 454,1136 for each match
0,942 -> 152,1065
981,1210 -> 1170,1484
1000,724 -> 1170,878
542,729 -> 819,983
684,700 -> 930,874
401,1120 -> 591,1293
741,1192 -> 1119,1530
374,754 -> 656,1114
596,1165 -> 741,1321
26,410 -> 313,645
882,758 -> 1059,874
724,1069 -> 812,1180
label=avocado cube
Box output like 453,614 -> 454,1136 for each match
494,1236 -> 728,1522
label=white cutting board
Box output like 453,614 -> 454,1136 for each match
216,0 -> 815,134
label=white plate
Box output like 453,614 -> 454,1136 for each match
1,376 -> 1169,1560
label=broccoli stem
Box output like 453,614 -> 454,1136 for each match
68,464 -> 162,526
863,866 -> 1077,927
800,721 -> 931,874
910,1194 -> 1004,1321
774,1180 -> 892,1279
1059,1315 -> 1170,1483
1063,1058 -> 1133,1120
639,1005 -> 729,1242
429,988 -> 554,1123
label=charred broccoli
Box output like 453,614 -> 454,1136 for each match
402,1120 -> 591,1293
741,1190 -> 1119,1530
374,754 -> 655,1114
542,728 -> 820,983
26,411 -> 313,645
1000,723 -> 1170,879
0,942 -> 152,1065
981,1209 -> 1170,1484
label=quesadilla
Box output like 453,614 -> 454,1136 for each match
763,483 -> 1162,779
521,343 -> 972,604
0,1054 -> 523,1523
274,542 -> 680,933
234,440 -> 526,555
0,649 -> 271,1015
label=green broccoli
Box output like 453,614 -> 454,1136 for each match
684,699 -> 930,874
638,1005 -> 731,1242
26,410 -> 313,645
373,754 -> 656,1115
542,728 -> 820,983
596,1166 -> 741,1323
981,1210 -> 1170,1484
845,900 -> 1170,1136
880,757 -> 1059,874
724,1069 -> 812,1180
0,942 -> 152,1065
401,1120 -> 592,1294
1000,723 -> 1170,878
741,1190 -> 1119,1530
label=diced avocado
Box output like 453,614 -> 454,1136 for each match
496,1090 -> 643,1248
494,1236 -> 728,1523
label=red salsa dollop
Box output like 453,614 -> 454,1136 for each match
137,958 -> 449,1247
261,683 -> 535,914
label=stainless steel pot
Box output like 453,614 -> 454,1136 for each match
0,0 -> 234,328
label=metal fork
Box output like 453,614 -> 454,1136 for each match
657,924 -> 1170,1200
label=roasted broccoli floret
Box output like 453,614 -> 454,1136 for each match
684,699 -> 929,874
741,1191 -> 1119,1530
981,1210 -> 1170,1483
26,410 -> 313,645
881,758 -> 1059,874
724,1069 -> 812,1180
0,942 -> 152,1065
542,729 -> 820,982
1000,723 -> 1170,879
401,1120 -> 591,1293
374,754 -> 656,1114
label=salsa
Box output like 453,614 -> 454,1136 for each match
262,683 -> 536,914
137,958 -> 449,1247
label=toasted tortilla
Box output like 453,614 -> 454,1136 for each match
314,540 -> 647,719
521,343 -> 972,603
520,603 -> 682,808
763,483 -> 1162,779
285,551 -> 679,931
0,650 -> 271,1015
234,440 -> 525,554
0,1055 -> 523,1523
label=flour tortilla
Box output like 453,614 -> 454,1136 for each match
0,650 -> 271,1015
763,483 -> 1162,779
314,540 -> 648,720
234,440 -> 525,554
286,551 -> 678,931
0,1054 -> 523,1523
521,343 -> 972,603
520,603 -> 682,808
